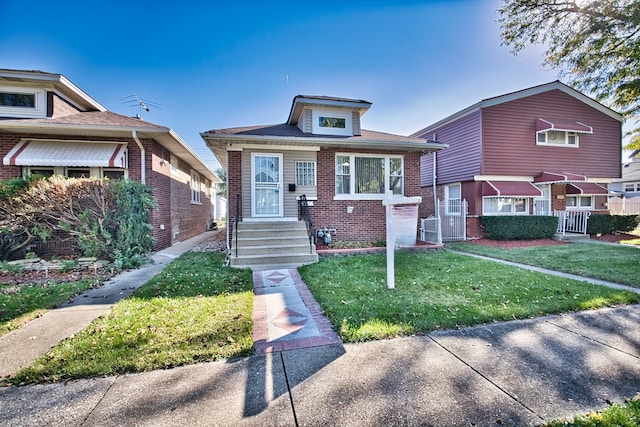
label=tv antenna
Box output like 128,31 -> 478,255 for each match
121,95 -> 161,119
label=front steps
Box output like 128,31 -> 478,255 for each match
229,221 -> 318,269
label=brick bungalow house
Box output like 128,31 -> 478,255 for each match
0,69 -> 217,253
201,95 -> 446,268
412,81 -> 622,240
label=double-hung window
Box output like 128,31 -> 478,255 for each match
191,171 -> 201,204
445,183 -> 462,215
335,154 -> 403,199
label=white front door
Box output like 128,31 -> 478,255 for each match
252,153 -> 283,217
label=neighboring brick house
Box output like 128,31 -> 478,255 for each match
412,81 -> 623,239
201,95 -> 446,268
0,69 -> 217,253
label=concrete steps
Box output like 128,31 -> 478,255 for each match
229,221 -> 318,269
554,232 -> 591,242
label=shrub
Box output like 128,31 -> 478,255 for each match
587,214 -> 640,235
480,216 -> 558,240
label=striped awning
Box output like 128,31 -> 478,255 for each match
566,183 -> 609,195
482,181 -> 543,198
3,139 -> 127,168
536,118 -> 593,134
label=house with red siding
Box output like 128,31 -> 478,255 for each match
0,69 -> 218,254
412,81 -> 622,240
201,95 -> 446,268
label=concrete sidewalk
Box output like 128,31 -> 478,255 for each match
0,230 -> 220,377
1,305 -> 639,426
1,236 -> 640,425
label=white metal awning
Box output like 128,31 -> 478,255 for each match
3,139 -> 127,168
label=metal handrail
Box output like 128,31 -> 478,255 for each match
298,194 -> 314,253
234,193 -> 240,258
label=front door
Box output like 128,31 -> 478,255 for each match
252,153 -> 283,217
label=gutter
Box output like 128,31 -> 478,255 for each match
132,130 -> 145,184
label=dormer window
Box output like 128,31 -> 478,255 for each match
0,92 -> 35,108
0,86 -> 46,118
319,116 -> 346,129
312,108 -> 352,136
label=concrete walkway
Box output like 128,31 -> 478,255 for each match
0,230 -> 220,377
1,238 -> 640,426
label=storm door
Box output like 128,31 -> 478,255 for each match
251,153 -> 283,217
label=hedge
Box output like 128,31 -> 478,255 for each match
587,214 -> 640,235
480,216 -> 558,240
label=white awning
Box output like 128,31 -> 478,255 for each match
3,139 -> 127,168
536,118 -> 593,134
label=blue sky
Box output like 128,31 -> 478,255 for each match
1,0 -> 559,171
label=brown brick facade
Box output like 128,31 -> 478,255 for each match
311,147 -> 422,243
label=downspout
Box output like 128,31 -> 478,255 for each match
225,149 -> 230,255
433,151 -> 437,216
132,130 -> 145,184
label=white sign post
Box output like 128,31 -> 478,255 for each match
382,191 -> 422,289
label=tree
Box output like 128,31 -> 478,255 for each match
214,167 -> 227,195
498,0 -> 640,149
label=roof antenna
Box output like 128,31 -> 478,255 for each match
121,95 -> 161,119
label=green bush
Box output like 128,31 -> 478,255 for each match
480,216 -> 558,240
587,214 -> 640,235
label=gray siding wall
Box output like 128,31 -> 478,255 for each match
482,89 -> 622,178
415,110 -> 482,186
352,111 -> 361,136
241,148 -> 318,218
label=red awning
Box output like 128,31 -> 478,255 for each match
482,181 -> 543,198
536,118 -> 593,134
534,172 -> 588,183
566,183 -> 609,195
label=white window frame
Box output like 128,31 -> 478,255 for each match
445,183 -> 462,215
312,109 -> 352,136
334,153 -> 404,200
624,182 -> 640,192
170,155 -> 179,177
0,86 -> 46,118
191,170 -> 201,204
295,161 -> 317,186
536,130 -> 579,147
566,195 -> 593,210
204,179 -> 211,198
483,197 -> 530,215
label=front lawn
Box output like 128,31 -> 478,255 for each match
6,251 -> 253,385
0,277 -> 104,337
446,241 -> 640,287
298,251 -> 640,342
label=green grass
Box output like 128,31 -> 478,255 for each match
446,242 -> 640,287
0,278 -> 103,337
6,251 -> 253,385
298,251 -> 640,342
545,394 -> 640,426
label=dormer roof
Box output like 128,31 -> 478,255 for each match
0,69 -> 106,112
287,95 -> 371,125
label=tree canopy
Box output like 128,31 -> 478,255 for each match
498,0 -> 640,150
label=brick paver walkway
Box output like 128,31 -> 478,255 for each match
252,269 -> 342,353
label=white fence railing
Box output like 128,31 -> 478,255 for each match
608,198 -> 640,214
553,210 -> 590,235
420,216 -> 442,244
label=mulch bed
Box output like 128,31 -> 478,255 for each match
468,233 -> 637,248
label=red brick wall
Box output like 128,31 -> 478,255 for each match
312,147 -> 422,243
